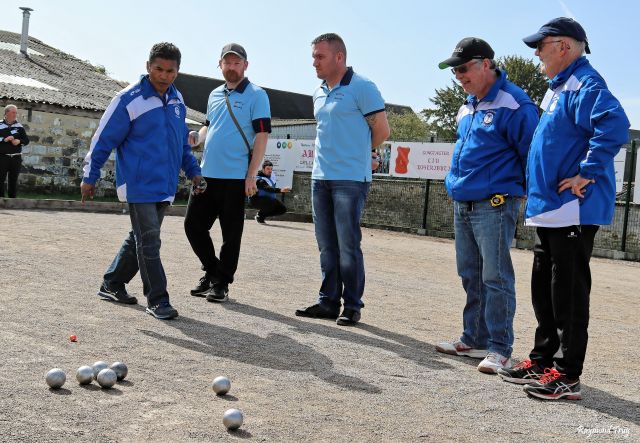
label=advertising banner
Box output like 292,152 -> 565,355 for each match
389,142 -> 454,180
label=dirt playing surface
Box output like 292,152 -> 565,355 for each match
0,208 -> 637,442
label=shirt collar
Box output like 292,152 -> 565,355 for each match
321,66 -> 354,90
549,56 -> 588,90
225,77 -> 250,94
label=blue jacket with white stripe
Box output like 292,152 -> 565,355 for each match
83,75 -> 201,203
445,70 -> 539,202
525,57 -> 630,227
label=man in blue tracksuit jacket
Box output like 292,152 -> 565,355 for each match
435,38 -> 538,375
498,18 -> 630,401
81,42 -> 203,320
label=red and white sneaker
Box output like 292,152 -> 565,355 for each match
435,339 -> 487,359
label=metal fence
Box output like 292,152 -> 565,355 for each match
287,140 -> 639,260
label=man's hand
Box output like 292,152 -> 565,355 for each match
281,187 -> 291,193
10,139 -> 20,146
4,135 -> 14,142
191,175 -> 206,194
188,131 -> 200,147
245,176 -> 257,197
558,174 -> 595,198
80,182 -> 95,203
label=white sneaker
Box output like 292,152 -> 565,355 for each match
435,339 -> 488,359
478,352 -> 512,374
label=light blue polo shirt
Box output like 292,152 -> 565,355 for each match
201,78 -> 271,179
312,67 -> 385,181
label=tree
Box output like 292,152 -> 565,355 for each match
421,55 -> 547,140
387,110 -> 430,141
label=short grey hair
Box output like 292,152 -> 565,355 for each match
4,104 -> 17,115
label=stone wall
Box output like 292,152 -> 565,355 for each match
11,108 -> 200,199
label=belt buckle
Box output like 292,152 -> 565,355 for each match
490,194 -> 506,207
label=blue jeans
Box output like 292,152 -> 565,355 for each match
454,198 -> 520,357
312,180 -> 370,312
103,202 -> 170,307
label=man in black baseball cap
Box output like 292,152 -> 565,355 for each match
522,17 -> 590,53
434,36 -> 538,376
438,37 -> 494,69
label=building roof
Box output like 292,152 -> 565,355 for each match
174,73 -> 315,120
0,30 -> 128,112
174,73 -> 415,120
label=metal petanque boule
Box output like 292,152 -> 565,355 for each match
76,366 -> 94,385
212,376 -> 231,395
96,368 -> 117,389
222,408 -> 244,430
92,361 -> 109,379
110,362 -> 128,381
45,368 -> 66,389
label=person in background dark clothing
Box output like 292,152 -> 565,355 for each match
0,105 -> 29,198
250,160 -> 290,224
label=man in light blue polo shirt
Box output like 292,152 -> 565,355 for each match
295,33 -> 390,326
185,43 -> 271,303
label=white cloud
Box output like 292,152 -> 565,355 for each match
558,0 -> 576,19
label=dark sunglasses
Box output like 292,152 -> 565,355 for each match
451,59 -> 482,75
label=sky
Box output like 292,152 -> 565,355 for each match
0,0 -> 638,129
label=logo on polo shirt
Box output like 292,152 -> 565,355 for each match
482,111 -> 494,126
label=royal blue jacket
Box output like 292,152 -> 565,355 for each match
83,75 -> 201,203
445,70 -> 538,202
525,57 -> 630,227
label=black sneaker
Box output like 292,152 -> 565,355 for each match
336,308 -> 361,326
295,303 -> 339,319
97,283 -> 137,304
206,283 -> 229,303
146,301 -> 179,320
498,359 -> 546,384
523,369 -> 581,400
255,214 -> 266,224
191,274 -> 213,297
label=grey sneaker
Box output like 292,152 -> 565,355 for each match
97,283 -> 137,305
477,352 -> 512,374
146,302 -> 178,320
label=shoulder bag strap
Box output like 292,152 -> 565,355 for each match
224,89 -> 251,154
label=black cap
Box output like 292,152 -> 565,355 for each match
523,17 -> 590,54
220,43 -> 247,60
438,37 -> 494,69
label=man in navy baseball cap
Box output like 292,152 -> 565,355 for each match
522,17 -> 591,53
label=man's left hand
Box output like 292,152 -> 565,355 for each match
558,174 -> 595,198
245,176 -> 257,197
191,175 -> 206,194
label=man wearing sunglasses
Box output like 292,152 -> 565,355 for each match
435,38 -> 538,375
497,18 -> 629,401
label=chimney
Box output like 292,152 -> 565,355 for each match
19,7 -> 34,56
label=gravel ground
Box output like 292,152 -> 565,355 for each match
0,208 -> 638,442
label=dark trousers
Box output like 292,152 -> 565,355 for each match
529,225 -> 598,379
184,178 -> 245,285
250,195 -> 287,220
0,154 -> 21,198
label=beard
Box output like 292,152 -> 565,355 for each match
223,70 -> 242,84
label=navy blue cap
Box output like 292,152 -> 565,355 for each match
523,17 -> 590,54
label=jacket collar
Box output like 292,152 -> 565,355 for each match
140,75 -> 179,101
465,69 -> 505,105
549,56 -> 588,90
